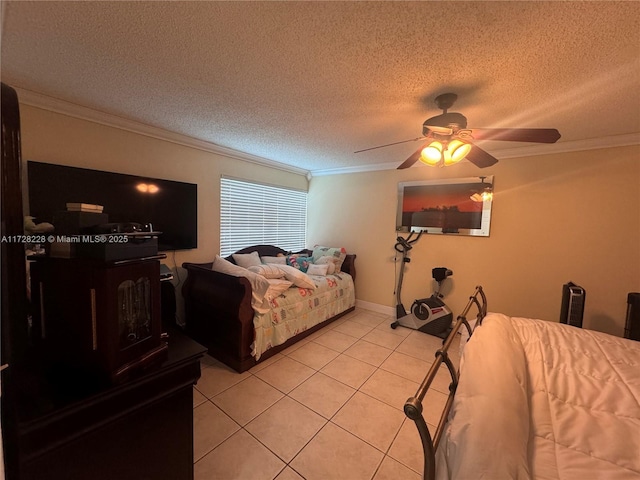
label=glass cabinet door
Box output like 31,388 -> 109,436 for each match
118,277 -> 151,350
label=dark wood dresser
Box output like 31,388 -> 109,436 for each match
13,329 -> 206,480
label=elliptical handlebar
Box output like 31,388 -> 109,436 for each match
395,230 -> 424,316
395,230 -> 424,253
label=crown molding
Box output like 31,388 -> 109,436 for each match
15,87 -> 638,179
14,87 -> 310,177
310,132 -> 640,176
311,161 -> 405,177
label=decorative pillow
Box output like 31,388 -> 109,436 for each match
312,246 -> 347,272
265,279 -> 293,300
314,256 -> 337,274
211,255 -> 270,307
276,264 -> 316,290
248,264 -> 286,279
307,263 -> 329,276
232,251 -> 262,268
261,255 -> 287,265
286,255 -> 313,273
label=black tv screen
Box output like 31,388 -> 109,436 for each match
27,161 -> 198,251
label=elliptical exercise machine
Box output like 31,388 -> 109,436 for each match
390,231 -> 454,339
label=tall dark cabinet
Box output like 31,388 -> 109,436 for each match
30,256 -> 168,384
1,83 -> 205,479
1,82 -> 31,480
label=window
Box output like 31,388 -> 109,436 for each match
220,177 -> 307,256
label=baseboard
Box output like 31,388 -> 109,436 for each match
355,299 -> 394,316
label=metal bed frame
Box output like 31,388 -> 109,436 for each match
403,286 -> 488,480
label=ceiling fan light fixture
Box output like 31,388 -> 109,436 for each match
445,139 -> 472,165
470,189 -> 493,203
421,139 -> 471,167
420,142 -> 443,166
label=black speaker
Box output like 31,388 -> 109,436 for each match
560,282 -> 585,328
624,292 -> 640,341
160,280 -> 177,328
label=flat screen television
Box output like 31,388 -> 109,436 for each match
27,161 -> 197,251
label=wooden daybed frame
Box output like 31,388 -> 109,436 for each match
181,245 -> 356,372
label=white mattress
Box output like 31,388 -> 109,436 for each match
436,313 -> 640,479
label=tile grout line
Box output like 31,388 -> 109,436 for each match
193,309 -> 448,479
276,324 -> 418,478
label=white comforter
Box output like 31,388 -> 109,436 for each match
436,313 -> 640,479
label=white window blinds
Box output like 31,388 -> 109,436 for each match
220,177 -> 307,257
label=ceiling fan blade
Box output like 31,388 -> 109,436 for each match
354,137 -> 424,154
465,143 -> 499,168
397,143 -> 428,169
470,128 -> 561,143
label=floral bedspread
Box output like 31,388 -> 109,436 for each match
251,272 -> 355,359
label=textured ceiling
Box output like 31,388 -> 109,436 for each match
1,1 -> 639,175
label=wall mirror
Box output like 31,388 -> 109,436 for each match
396,176 -> 494,236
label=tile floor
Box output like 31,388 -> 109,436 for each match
192,307 -> 460,480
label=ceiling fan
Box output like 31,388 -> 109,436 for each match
355,93 -> 561,169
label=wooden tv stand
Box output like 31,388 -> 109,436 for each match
12,329 -> 206,480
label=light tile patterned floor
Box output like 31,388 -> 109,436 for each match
192,307 -> 460,480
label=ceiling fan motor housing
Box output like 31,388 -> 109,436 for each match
422,112 -> 468,136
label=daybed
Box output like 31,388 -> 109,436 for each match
406,287 -> 640,480
181,245 -> 356,372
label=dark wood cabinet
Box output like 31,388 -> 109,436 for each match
2,82 -> 32,479
15,329 -> 206,480
2,82 -> 205,480
30,256 -> 168,384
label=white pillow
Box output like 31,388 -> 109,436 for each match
265,278 -> 293,300
232,251 -> 262,268
276,264 -> 316,290
248,264 -> 286,279
261,255 -> 287,265
314,256 -> 337,274
307,263 -> 329,276
211,255 -> 270,308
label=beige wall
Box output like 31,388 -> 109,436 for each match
19,103 -> 640,336
308,145 -> 640,337
18,104 -> 308,323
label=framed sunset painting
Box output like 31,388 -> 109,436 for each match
396,176 -> 493,236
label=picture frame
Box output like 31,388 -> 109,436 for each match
396,176 -> 493,236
